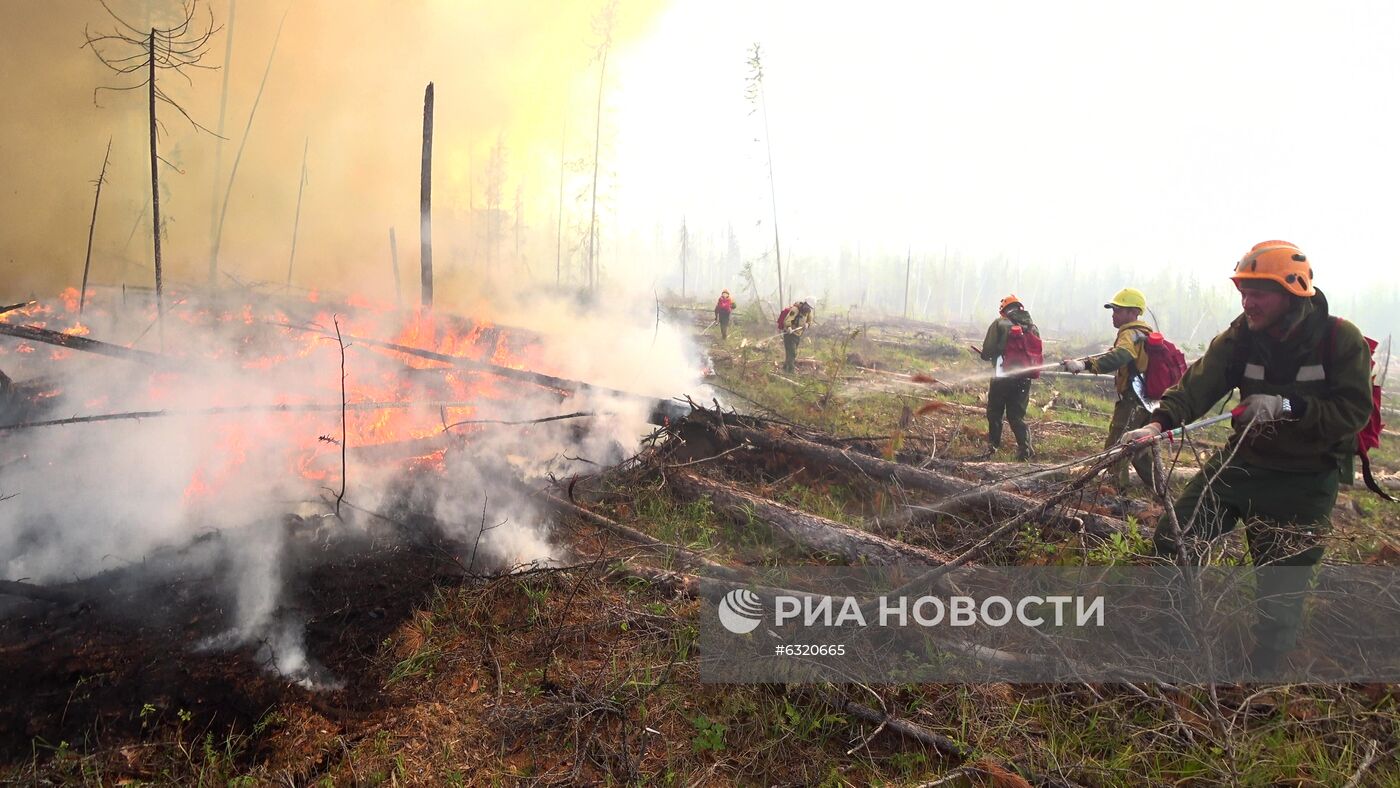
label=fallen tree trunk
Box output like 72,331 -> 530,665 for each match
668,470 -> 952,565
0,579 -> 85,605
697,420 -> 1129,537
538,491 -> 728,574
0,323 -> 178,369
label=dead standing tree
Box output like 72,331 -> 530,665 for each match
420,82 -> 435,308
84,0 -> 219,345
79,138 -> 113,316
586,1 -> 617,292
285,137 -> 309,286
745,43 -> 784,308
209,2 -> 291,287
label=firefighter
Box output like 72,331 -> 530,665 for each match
714,290 -> 735,340
1123,241 -> 1373,672
777,300 -> 813,374
1061,287 -> 1159,492
978,295 -> 1038,460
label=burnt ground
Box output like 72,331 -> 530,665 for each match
0,516 -> 468,771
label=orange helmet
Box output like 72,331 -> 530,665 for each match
999,294 -> 1022,313
1231,240 -> 1315,297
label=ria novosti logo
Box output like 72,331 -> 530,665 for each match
715,590 -> 1106,634
717,589 -> 764,634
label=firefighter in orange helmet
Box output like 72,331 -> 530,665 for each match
977,295 -> 1039,460
1124,241 -> 1374,674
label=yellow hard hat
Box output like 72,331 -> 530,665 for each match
1231,240 -> 1314,297
1104,288 -> 1146,310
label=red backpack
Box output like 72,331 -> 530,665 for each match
1338,326 -> 1391,500
776,306 -> 792,332
1002,324 -> 1044,378
1142,331 -> 1188,399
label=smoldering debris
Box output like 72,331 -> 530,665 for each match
0,285 -> 704,686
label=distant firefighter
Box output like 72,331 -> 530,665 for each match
777,300 -> 813,374
977,294 -> 1040,460
714,289 -> 736,340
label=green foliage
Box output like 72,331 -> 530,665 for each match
775,698 -> 845,742
689,714 -> 727,753
1086,519 -> 1151,565
387,643 -> 444,686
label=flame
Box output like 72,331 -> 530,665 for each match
14,286 -> 550,504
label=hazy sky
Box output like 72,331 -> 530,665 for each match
608,0 -> 1400,288
3,1 -> 1399,303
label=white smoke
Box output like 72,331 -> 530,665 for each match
0,281 -> 707,683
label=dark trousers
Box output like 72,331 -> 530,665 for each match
718,313 -> 730,339
986,378 -> 1031,455
782,333 -> 801,373
1106,396 -> 1159,491
1154,455 -> 1335,656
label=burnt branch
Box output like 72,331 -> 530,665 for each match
83,0 -> 219,135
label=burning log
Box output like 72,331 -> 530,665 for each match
1,302 -> 37,316
0,400 -> 481,433
0,323 -> 179,368
668,470 -> 952,565
282,323 -> 689,426
695,420 -> 1128,538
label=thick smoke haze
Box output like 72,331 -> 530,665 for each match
8,1 -> 1400,343
2,0 -> 662,302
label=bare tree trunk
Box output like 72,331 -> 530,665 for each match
903,246 -> 911,318
285,137 -> 308,287
680,217 -> 688,299
420,82 -> 434,308
80,138 -> 112,316
148,30 -> 164,346
556,123 -> 564,286
587,49 -> 608,292
760,86 -> 783,307
388,226 -> 402,307
207,0 -> 235,285
209,4 -> 289,287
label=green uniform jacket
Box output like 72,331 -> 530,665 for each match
780,308 -> 812,332
1149,289 -> 1372,473
980,308 -> 1039,363
1086,320 -> 1153,396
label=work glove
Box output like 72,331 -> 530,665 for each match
1061,358 -> 1086,374
1234,394 -> 1291,423
1120,423 -> 1163,445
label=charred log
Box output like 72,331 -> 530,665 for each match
688,418 -> 1128,538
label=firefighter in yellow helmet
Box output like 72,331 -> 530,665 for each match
1061,287 -> 1159,493
977,294 -> 1039,460
1122,241 -> 1373,674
